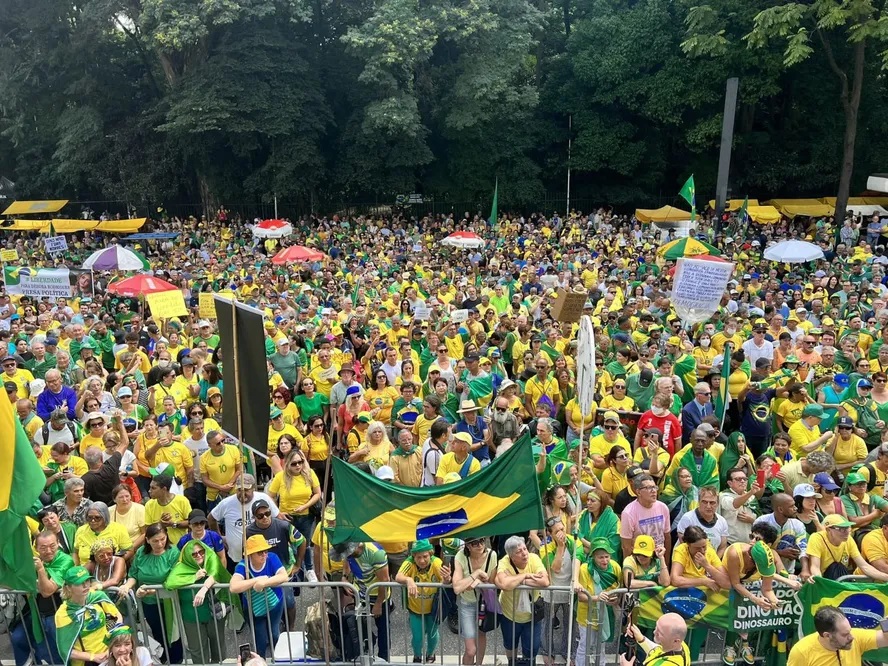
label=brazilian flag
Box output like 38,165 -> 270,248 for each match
798,577 -> 888,661
331,439 -> 543,543
713,342 -> 733,428
463,372 -> 495,408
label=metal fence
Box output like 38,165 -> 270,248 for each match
0,579 -> 807,666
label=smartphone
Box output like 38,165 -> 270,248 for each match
880,617 -> 888,633
239,643 -> 252,663
756,469 -> 766,488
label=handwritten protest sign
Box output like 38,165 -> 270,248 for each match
0,249 -> 19,262
146,290 -> 188,319
672,257 -> 734,324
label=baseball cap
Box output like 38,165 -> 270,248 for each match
834,373 -> 850,388
63,566 -> 92,585
603,411 -> 620,424
667,336 -> 681,346
590,537 -> 611,553
250,499 -> 271,518
750,541 -> 776,577
117,386 -> 133,397
837,416 -> 854,428
633,535 -> 655,558
792,483 -> 821,499
822,514 -> 854,529
813,472 -> 840,492
858,378 -> 874,389
845,472 -> 867,485
801,404 -> 824,419
188,509 -> 208,524
198,319 -> 211,328
375,465 -> 395,481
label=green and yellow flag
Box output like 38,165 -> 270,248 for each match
679,175 -> 696,222
713,342 -> 732,428
798,577 -> 888,661
0,398 -> 46,592
331,439 -> 543,543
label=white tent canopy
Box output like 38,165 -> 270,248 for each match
848,204 -> 888,217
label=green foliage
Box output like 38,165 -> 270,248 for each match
2,0 -> 888,211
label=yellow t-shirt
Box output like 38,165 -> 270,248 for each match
436,453 -> 481,481
862,528 -> 888,565
312,522 -> 342,575
525,375 -> 559,410
309,364 -> 340,398
787,629 -> 877,666
73,521 -> 133,563
777,400 -> 806,430
3,369 -> 34,398
600,467 -> 628,498
199,444 -> 241,500
281,401 -> 300,426
398,556 -> 446,614
576,561 -> 623,626
589,434 -> 631,463
411,414 -> 436,445
144,494 -> 192,544
364,387 -> 400,424
303,433 -> 330,462
599,394 -> 635,411
151,383 -> 188,414
78,433 -> 105,457
268,469 -> 320,515
672,542 -> 722,579
566,398 -> 599,430
150,441 -> 194,483
109,503 -> 146,543
497,553 -> 546,623
806,531 -> 860,571
267,423 -> 303,456
788,421 -> 822,457
832,434 -> 867,467
55,598 -> 118,666
23,414 -> 44,441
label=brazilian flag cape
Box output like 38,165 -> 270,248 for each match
331,436 -> 544,543
56,590 -> 120,665
672,353 -> 698,404
460,370 -> 495,408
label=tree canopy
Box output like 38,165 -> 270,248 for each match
1,0 -> 888,212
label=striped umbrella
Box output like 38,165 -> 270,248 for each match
81,246 -> 150,271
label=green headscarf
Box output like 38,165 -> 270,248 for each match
658,466 -> 700,517
575,499 -> 620,559
718,432 -> 755,489
165,539 -> 230,590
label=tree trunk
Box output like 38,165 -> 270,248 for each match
197,171 -> 218,218
824,39 -> 865,226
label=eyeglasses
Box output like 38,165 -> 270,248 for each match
697,392 -> 712,396
495,407 -> 508,413
255,511 -> 271,519
638,485 -> 657,492
437,348 -> 447,353
466,539 -> 484,547
732,476 -> 748,482
613,384 -> 626,389
615,453 -> 629,460
273,395 -> 284,400
87,515 -> 103,522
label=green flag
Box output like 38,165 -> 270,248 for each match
680,174 -> 696,222
331,438 -> 543,543
738,196 -> 749,225
488,179 -> 498,226
713,342 -> 732,428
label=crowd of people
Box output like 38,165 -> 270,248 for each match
4,206 -> 888,666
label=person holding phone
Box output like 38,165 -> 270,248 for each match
719,468 -> 762,545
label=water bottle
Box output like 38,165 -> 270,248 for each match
477,595 -> 486,628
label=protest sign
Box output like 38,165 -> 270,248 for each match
550,288 -> 587,322
0,249 -> 19,262
451,309 -> 468,323
727,581 -> 802,633
44,236 -> 68,255
4,266 -> 72,299
672,257 -> 734,324
199,292 -> 218,319
413,302 -> 430,320
146,290 -> 188,319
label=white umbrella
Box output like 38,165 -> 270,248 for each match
252,219 -> 293,238
440,231 -> 484,249
763,240 -> 824,263
82,246 -> 150,271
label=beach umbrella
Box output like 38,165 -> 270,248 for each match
763,240 -> 824,263
252,219 -> 293,238
440,231 -> 485,249
657,237 -> 721,261
272,245 -> 325,264
107,275 -> 178,297
82,246 -> 150,271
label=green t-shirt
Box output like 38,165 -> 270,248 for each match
130,547 -> 180,605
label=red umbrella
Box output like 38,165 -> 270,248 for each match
107,275 -> 178,297
272,245 -> 325,264
666,254 -> 729,276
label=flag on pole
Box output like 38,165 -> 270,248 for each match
0,399 -> 46,592
679,175 -> 696,223
713,342 -> 732,428
738,196 -> 749,225
488,179 -> 498,226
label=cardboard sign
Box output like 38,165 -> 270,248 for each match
451,309 -> 469,323
146,290 -> 188,319
0,249 -> 18,262
672,257 -> 734,324
413,302 -> 430,320
550,288 -> 587,323
199,292 -> 217,319
44,236 -> 68,255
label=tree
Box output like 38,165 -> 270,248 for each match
683,0 -> 888,223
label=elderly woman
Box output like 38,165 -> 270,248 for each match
496,536 -> 550,666
52,477 -> 92,526
348,419 -> 393,471
73,502 -> 134,565
84,539 -> 127,590
55,565 -> 122,666
45,442 -> 88,503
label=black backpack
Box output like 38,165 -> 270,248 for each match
41,421 -> 79,446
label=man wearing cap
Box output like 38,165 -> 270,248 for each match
330,364 -> 363,429
209,474 -> 279,567
1,355 -> 33,399
34,408 -> 79,449
394,539 -> 451,663
589,411 -> 631,470
807,514 -> 888,581
269,337 -> 302,390
825,416 -> 866,474
436,432 -> 481,483
195,320 -> 220,351
787,403 -> 834,457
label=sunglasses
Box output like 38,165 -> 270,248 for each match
255,511 -> 271,520
312,423 -> 324,428
604,425 -> 619,431
290,460 -> 305,467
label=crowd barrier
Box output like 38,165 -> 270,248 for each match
1,577 -> 882,666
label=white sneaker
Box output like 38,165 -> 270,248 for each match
305,570 -> 318,583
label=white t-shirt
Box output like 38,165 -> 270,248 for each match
184,435 -> 209,459
209,491 -> 279,560
676,509 -> 729,552
719,490 -> 757,544
33,423 -> 77,448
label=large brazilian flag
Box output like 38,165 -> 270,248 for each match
798,576 -> 888,661
331,439 -> 544,543
0,398 -> 45,591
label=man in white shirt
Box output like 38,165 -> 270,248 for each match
675,486 -> 729,557
719,468 -> 762,544
741,324 -> 774,368
208,474 -> 279,564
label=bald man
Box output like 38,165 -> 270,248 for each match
623,613 -> 690,666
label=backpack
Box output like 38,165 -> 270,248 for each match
41,421 -> 79,446
849,462 -> 879,493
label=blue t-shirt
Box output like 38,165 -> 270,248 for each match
235,552 -> 284,616
455,417 -> 490,461
740,388 -> 775,439
177,530 -> 226,555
